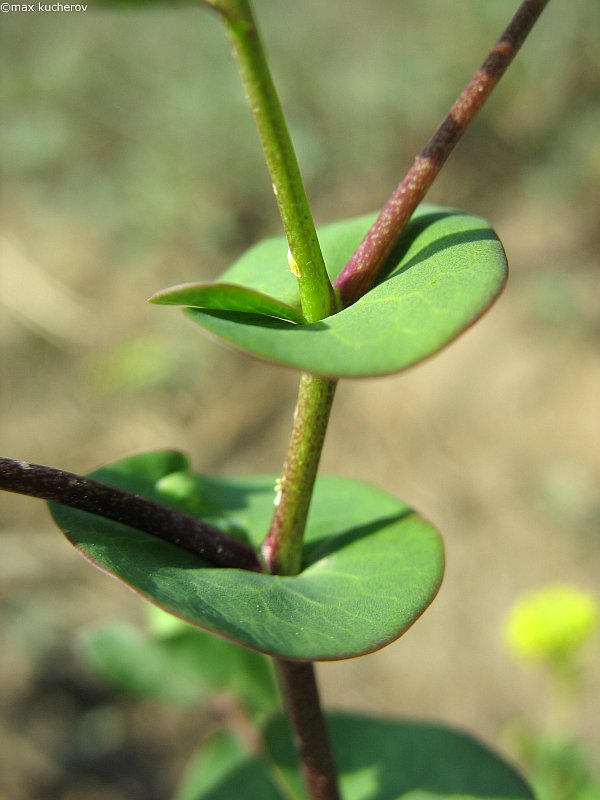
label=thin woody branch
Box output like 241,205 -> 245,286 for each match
0,457 -> 261,572
334,0 -> 551,307
276,660 -> 341,800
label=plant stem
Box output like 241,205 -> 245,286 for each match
334,0 -> 551,307
262,375 -> 340,797
262,374 -> 336,576
206,5 -> 340,797
0,457 -> 261,571
213,0 -> 337,323
276,660 -> 341,800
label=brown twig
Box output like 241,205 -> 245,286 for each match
276,660 -> 341,800
0,457 -> 262,572
334,0 -> 551,307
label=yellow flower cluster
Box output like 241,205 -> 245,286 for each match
504,585 -> 599,665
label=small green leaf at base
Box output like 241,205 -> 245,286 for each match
155,206 -> 507,377
49,450 -> 444,661
177,714 -> 534,800
79,618 -> 278,717
176,731 -> 282,800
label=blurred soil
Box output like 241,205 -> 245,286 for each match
1,2 -> 599,798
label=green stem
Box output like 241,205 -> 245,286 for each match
212,0 -> 337,323
262,374 -> 336,576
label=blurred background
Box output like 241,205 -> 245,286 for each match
1,1 -> 599,798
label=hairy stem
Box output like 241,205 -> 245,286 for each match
262,374 -> 336,576
215,0 -> 337,322
334,0 -> 551,306
0,457 -> 261,571
276,660 -> 341,800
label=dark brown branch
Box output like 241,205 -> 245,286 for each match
334,0 -> 551,307
276,660 -> 341,800
0,457 -> 262,572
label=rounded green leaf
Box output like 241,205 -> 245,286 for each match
266,713 -> 534,800
49,450 -> 444,661
162,206 -> 507,377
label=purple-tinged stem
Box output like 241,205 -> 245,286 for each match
334,0 -> 551,307
276,660 -> 341,800
262,376 -> 339,798
0,457 -> 261,572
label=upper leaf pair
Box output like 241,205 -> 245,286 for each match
151,206 -> 507,378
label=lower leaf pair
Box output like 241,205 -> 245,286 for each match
51,449 -> 443,661
52,443 -> 530,798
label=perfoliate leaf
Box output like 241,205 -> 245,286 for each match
50,450 -> 444,661
156,206 -> 507,377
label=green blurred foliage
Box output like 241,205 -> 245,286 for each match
88,334 -> 183,393
79,608 -> 279,718
511,728 -> 600,800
